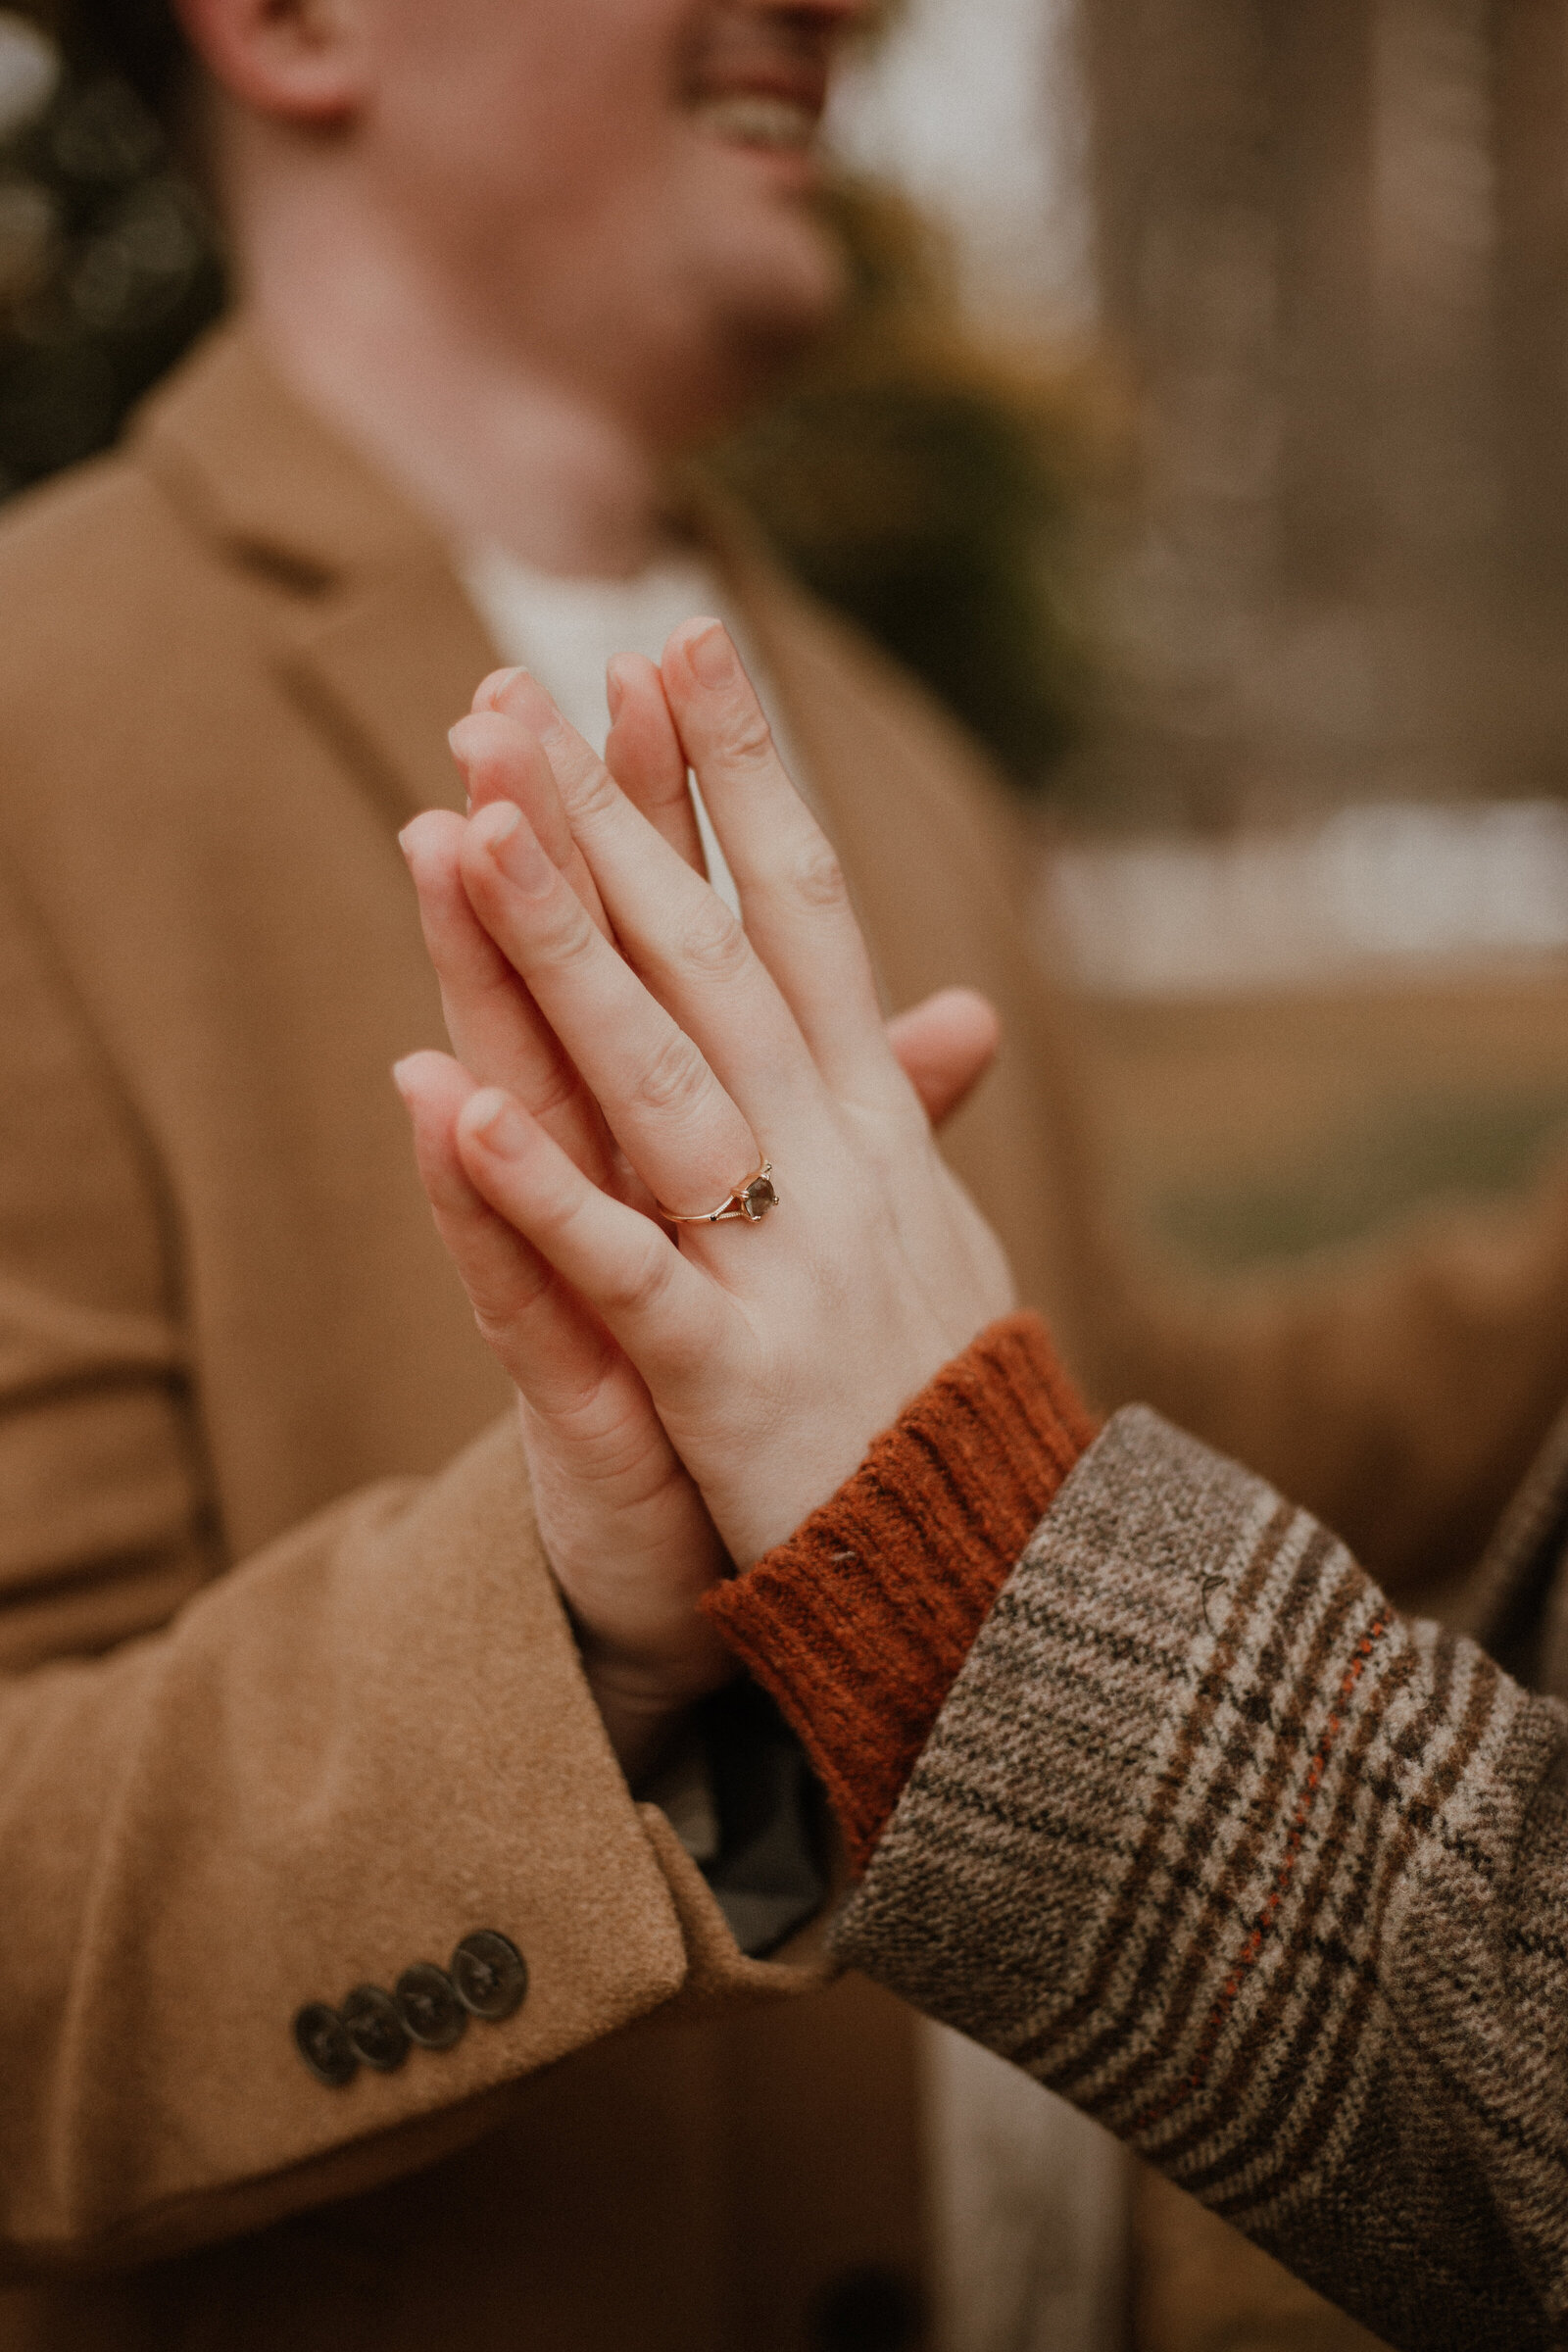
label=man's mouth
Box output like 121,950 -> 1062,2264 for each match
690,90 -> 821,152
684,8 -> 844,155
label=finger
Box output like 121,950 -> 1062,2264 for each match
659,619 -> 897,1106
400,808 -> 617,1186
605,653 -> 706,875
393,1051 -> 625,1419
886,989 -> 1001,1130
450,705 -> 612,939
454,1081 -> 731,1394
482,665 -> 626,841
398,1052 -> 730,1718
459,798 -> 761,1215
465,664 -> 823,1129
461,673 -> 821,1128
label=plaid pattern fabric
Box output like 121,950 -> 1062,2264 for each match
834,1407 -> 1568,2352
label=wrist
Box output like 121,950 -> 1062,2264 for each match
573,1620 -> 739,1783
702,1313 -> 1097,1867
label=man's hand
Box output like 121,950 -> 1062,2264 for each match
398,660 -> 999,1778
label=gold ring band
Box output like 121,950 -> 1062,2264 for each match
662,1160 -> 779,1226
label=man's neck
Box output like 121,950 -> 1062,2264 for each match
238,191 -> 669,580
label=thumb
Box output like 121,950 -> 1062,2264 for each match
886,989 -> 1001,1130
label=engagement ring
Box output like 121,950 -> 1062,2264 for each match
662,1160 -> 779,1226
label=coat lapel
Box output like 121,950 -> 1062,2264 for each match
129,320 -> 496,826
277,560 -> 494,826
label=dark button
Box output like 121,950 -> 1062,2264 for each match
450,1930 -> 528,2022
341,1983 -> 410,2073
293,2001 -> 358,2089
395,1962 -> 467,2051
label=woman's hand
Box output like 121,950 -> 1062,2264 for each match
399,657 -> 1000,1775
397,622 -> 1014,1577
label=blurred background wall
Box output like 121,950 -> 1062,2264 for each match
1062,0 -> 1568,1292
817,0 -> 1568,1303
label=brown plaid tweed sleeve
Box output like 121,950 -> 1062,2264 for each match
718,1373 -> 1568,2352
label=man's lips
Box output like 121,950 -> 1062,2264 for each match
684,15 -> 837,153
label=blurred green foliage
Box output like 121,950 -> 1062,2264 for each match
0,20 -> 223,499
0,18 -> 1103,792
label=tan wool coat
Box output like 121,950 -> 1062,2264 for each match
3,321 -> 1568,2349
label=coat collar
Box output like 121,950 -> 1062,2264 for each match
119,322 -> 923,865
122,330 -> 830,834
130,318 -> 444,580
128,319 -> 496,823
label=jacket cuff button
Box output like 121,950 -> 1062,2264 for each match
292,2001 -> 359,2088
451,1931 -> 528,2022
395,1962 -> 468,2050
341,1983 -> 411,2073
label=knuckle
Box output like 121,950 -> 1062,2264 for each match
790,838 -> 850,911
719,706 -> 774,771
517,1054 -> 579,1124
530,1345 -> 621,1441
468,1261 -> 552,1352
679,900 -> 749,980
470,1303 -> 514,1356
631,1028 -> 710,1121
531,896 -> 598,974
567,760 -> 620,824
598,1231 -> 673,1320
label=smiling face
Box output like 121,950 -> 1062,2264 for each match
352,0 -> 867,445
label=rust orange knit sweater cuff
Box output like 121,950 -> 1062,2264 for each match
701,1312 -> 1099,1874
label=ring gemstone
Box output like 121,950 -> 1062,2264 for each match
740,1170 -> 779,1221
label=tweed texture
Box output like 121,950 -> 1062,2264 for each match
704,1312 -> 1097,1869
834,1407 -> 1568,2352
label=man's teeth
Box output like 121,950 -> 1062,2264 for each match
695,93 -> 817,150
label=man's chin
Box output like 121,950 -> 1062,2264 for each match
607,209 -> 849,447
643,295 -> 828,449
713,210 -> 850,355
699,277 -> 843,432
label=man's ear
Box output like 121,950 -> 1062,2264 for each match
172,0 -> 368,125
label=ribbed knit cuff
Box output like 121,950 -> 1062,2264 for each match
702,1313 -> 1099,1873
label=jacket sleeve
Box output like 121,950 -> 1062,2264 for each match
831,1406 -> 1568,2352
0,868 -> 718,2276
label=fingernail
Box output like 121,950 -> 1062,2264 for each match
687,620 -> 736,690
396,822 -> 416,858
474,665 -> 528,711
606,660 -> 625,723
390,1055 -> 419,1100
469,794 -> 555,897
448,720 -> 481,776
464,1086 -> 527,1155
494,665 -> 564,738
